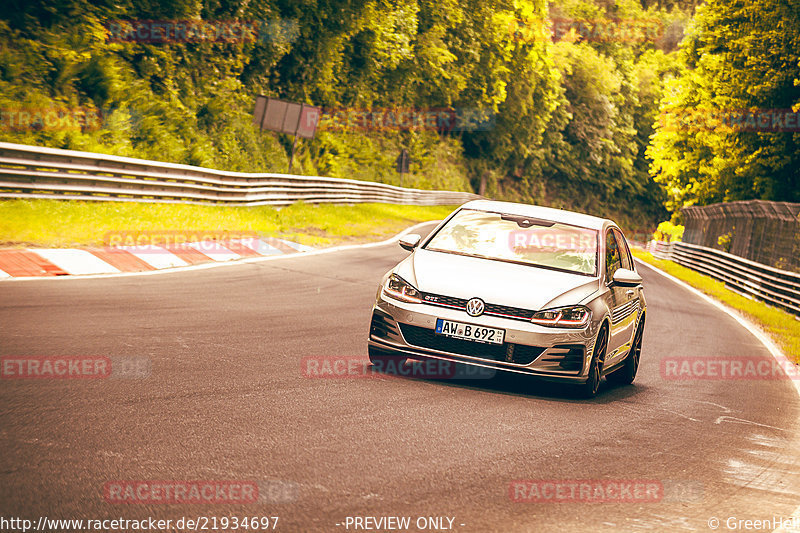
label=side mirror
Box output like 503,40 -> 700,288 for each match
611,268 -> 642,287
399,234 -> 421,252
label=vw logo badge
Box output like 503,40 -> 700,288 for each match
466,298 -> 485,317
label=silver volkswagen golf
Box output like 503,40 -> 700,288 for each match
367,200 -> 646,397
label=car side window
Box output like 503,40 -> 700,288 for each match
613,229 -> 633,271
605,230 -> 622,282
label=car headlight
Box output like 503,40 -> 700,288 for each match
531,305 -> 591,328
382,274 -> 422,303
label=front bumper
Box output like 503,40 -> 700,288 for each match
368,294 -> 600,384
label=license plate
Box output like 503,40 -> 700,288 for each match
435,318 -> 505,345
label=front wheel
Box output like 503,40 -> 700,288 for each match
577,327 -> 607,398
606,320 -> 643,386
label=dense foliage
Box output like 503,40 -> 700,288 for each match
648,0 -> 800,212
5,0 -> 791,229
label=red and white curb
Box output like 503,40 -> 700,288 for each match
0,221 -> 440,281
0,238 -> 314,278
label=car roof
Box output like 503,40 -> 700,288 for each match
459,200 -> 614,231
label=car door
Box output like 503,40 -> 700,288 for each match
603,229 -> 638,365
613,229 -> 642,351
605,229 -> 641,366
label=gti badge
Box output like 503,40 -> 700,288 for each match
466,298 -> 485,317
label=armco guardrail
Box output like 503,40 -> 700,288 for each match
646,240 -> 800,315
0,142 -> 481,206
682,200 -> 800,273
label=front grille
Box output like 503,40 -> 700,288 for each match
398,323 -> 544,365
505,343 -> 543,365
537,345 -> 585,371
421,293 -> 467,309
484,303 -> 535,320
370,310 -> 397,338
420,292 -> 534,322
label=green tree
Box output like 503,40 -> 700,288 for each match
648,0 -> 800,212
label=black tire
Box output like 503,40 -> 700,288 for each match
606,319 -> 643,386
577,326 -> 607,398
368,346 -> 407,374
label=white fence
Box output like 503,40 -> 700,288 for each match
0,142 -> 480,206
646,240 -> 800,315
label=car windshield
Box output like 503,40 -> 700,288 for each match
424,209 -> 598,275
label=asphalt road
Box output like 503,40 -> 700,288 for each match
1,222 -> 799,533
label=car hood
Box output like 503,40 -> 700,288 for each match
394,248 -> 600,311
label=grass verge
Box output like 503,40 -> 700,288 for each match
633,248 -> 800,365
0,199 -> 457,248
